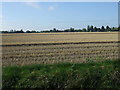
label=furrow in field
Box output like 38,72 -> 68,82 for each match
1,41 -> 120,47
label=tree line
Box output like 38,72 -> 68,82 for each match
1,25 -> 120,33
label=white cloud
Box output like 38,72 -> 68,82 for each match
48,6 -> 55,11
25,2 -> 40,9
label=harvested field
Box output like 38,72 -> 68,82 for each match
1,32 -> 119,45
1,32 -> 120,66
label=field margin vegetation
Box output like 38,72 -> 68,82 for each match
2,59 -> 120,89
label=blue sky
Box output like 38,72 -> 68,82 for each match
2,2 -> 118,31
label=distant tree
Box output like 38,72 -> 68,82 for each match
106,26 -> 110,30
20,29 -> 24,33
31,30 -> 37,33
101,26 -> 105,32
53,28 -> 57,32
87,25 -> 94,32
69,27 -> 75,32
26,30 -> 31,33
93,27 -> 98,32
75,29 -> 82,32
97,28 -> 101,32
64,29 -> 69,32
76,29 -> 82,32
82,28 -> 87,32
87,25 -> 90,32
106,26 -> 111,32
1,31 -> 9,33
111,27 -> 118,32
2,25 -> 119,33
111,27 -> 115,31
90,25 -> 94,32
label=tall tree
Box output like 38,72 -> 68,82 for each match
20,29 -> 24,33
90,25 -> 94,32
87,25 -> 90,32
93,27 -> 98,32
106,26 -> 111,32
70,27 -> 75,32
101,26 -> 105,32
53,28 -> 57,32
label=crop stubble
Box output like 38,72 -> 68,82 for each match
1,32 -> 120,66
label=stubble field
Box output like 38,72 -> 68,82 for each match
1,32 -> 120,66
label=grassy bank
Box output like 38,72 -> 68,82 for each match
2,59 -> 120,89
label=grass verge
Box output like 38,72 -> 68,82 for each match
2,59 -> 120,89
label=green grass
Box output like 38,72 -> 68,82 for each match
2,59 -> 120,89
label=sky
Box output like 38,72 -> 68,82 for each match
1,0 -> 120,2
2,2 -> 118,31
